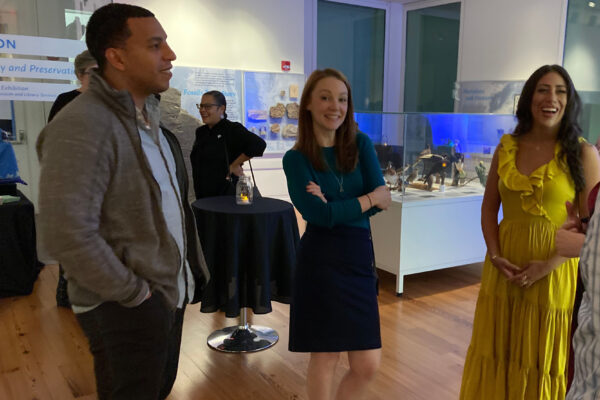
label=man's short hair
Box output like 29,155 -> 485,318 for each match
85,3 -> 154,72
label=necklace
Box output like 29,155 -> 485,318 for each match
331,170 -> 344,192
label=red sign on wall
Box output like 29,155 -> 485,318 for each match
281,60 -> 290,71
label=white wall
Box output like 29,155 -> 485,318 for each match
457,0 -> 567,82
122,0 -> 570,101
119,0 -> 304,74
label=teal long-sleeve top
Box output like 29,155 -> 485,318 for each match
282,132 -> 385,229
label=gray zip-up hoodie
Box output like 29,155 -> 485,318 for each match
37,72 -> 210,310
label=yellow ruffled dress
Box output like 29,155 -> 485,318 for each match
460,134 -> 578,400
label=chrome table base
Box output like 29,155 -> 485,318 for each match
207,308 -> 279,353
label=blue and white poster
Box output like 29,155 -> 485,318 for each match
0,35 -> 84,103
170,66 -> 243,123
244,71 -> 305,153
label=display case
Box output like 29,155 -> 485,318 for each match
355,112 -> 517,294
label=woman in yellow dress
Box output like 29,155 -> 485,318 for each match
460,65 -> 600,399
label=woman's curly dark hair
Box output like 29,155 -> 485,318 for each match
513,64 -> 584,192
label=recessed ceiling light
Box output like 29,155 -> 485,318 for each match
589,1 -> 596,7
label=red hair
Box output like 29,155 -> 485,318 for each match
294,68 -> 358,172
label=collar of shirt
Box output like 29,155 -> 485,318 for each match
135,102 -> 161,143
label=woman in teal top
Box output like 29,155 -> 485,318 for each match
283,134 -> 385,229
283,68 -> 391,400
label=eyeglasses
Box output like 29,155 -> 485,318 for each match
196,103 -> 219,110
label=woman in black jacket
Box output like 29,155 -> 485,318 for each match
191,90 -> 266,199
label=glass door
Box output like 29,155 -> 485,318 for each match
563,0 -> 600,144
403,2 -> 461,112
317,0 -> 386,112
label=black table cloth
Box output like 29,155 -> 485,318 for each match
0,191 -> 43,297
192,196 -> 299,317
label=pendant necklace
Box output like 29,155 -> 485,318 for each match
331,170 -> 344,192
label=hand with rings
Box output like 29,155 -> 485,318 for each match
509,260 -> 553,289
511,273 -> 532,288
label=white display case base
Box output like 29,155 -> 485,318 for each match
371,185 -> 493,295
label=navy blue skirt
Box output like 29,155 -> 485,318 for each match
288,224 -> 381,352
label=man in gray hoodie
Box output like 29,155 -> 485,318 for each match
37,4 -> 210,399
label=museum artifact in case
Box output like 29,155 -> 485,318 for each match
355,112 -> 517,294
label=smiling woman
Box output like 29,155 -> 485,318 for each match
459,65 -> 600,400
282,68 -> 391,399
190,90 -> 266,199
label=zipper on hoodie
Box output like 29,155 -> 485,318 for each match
137,104 -> 189,306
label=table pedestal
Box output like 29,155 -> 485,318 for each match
207,308 -> 278,353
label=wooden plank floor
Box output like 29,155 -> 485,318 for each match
0,263 -> 482,399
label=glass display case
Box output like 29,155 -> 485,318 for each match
355,112 -> 517,295
356,112 -> 517,202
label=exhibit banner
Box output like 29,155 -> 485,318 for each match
170,66 -> 243,123
0,59 -> 76,80
244,71 -> 305,153
0,82 -> 76,102
0,34 -> 85,58
0,35 -> 84,102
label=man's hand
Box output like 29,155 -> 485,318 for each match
555,229 -> 585,258
561,201 -> 584,233
556,200 -> 586,258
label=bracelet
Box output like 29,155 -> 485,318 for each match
490,254 -> 499,261
366,194 -> 373,208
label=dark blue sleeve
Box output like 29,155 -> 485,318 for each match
283,150 -> 363,228
357,132 -> 385,217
